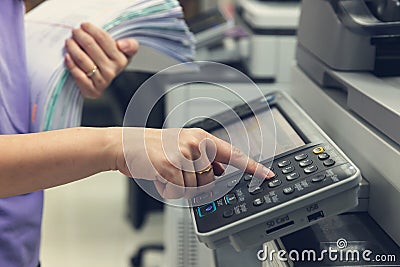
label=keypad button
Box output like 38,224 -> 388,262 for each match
311,174 -> 326,183
250,186 -> 264,195
283,186 -> 294,195
192,192 -> 213,205
197,202 -> 217,217
253,198 -> 264,206
304,165 -> 318,174
323,159 -> 336,167
243,174 -> 253,181
318,153 -> 330,160
299,159 -> 313,167
227,179 -> 239,188
278,160 -> 291,168
282,166 -> 295,174
313,146 -> 325,154
225,193 -> 237,205
223,209 -> 234,218
294,153 -> 308,161
286,172 -> 300,181
268,179 -> 282,188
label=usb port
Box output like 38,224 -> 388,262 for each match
307,211 -> 325,222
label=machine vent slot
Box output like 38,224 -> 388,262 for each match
176,210 -> 199,267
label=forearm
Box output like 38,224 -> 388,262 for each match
0,127 -> 122,198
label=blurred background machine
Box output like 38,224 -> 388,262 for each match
235,0 -> 301,82
192,0 -> 301,83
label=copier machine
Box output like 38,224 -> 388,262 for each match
292,0 -> 400,242
161,1 -> 400,267
285,0 -> 400,265
211,1 -> 400,266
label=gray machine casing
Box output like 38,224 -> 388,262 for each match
297,0 -> 400,74
293,0 -> 400,246
296,0 -> 400,146
191,92 -> 361,251
297,0 -> 374,71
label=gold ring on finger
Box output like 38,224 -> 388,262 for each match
195,165 -> 213,175
86,65 -> 98,78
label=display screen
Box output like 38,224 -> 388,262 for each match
212,107 -> 305,164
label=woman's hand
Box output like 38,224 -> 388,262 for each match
114,128 -> 275,199
64,22 -> 139,98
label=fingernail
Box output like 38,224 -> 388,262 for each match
264,167 -> 275,179
131,38 -> 139,49
81,22 -> 90,29
118,39 -> 139,55
118,40 -> 129,51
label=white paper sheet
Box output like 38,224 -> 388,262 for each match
25,0 -> 195,132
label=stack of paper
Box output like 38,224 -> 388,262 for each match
25,0 -> 195,132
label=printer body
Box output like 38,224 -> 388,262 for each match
291,0 -> 400,247
162,1 -> 400,266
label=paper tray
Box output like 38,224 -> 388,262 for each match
329,71 -> 400,146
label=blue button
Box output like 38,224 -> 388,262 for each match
197,202 -> 217,217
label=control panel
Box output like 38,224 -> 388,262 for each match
190,92 -> 361,251
194,143 -> 353,233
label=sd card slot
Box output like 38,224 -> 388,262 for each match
266,221 -> 294,234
